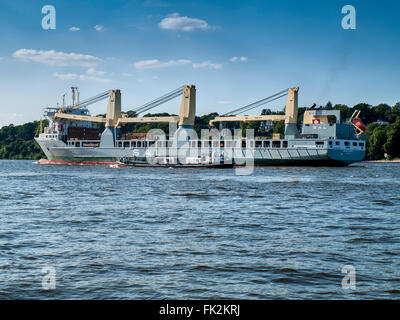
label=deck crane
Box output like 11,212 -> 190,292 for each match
209,87 -> 300,136
53,85 -> 195,128
114,86 -> 185,127
54,89 -> 111,123
209,88 -> 293,126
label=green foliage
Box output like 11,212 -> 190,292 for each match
297,107 -> 307,125
364,116 -> 400,160
117,112 -> 176,137
273,120 -> 285,134
383,116 -> 400,159
2,102 -> 400,161
365,123 -> 388,160
373,104 -> 392,122
194,113 -> 219,137
0,121 -> 46,159
390,103 -> 400,122
334,104 -> 353,122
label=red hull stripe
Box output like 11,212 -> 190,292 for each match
38,159 -> 117,166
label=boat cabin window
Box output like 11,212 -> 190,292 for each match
282,141 -> 288,148
359,142 -> 365,147
255,140 -> 262,148
344,141 -> 350,146
263,141 -> 270,148
124,141 -> 130,148
315,141 -> 324,147
272,141 -> 281,148
132,141 -> 137,148
352,142 -> 357,147
336,141 -> 340,145
242,140 -> 246,148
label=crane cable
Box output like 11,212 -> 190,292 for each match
130,86 -> 183,115
64,90 -> 110,109
78,91 -> 109,107
222,88 -> 289,116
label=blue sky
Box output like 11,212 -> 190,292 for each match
0,0 -> 399,127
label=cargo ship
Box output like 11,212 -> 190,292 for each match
35,85 -> 366,166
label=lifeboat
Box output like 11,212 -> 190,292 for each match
351,117 -> 366,133
349,110 -> 366,134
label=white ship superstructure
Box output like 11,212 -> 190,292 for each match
35,86 -> 366,166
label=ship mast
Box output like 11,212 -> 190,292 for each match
71,87 -> 78,107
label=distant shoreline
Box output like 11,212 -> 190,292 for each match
366,159 -> 400,163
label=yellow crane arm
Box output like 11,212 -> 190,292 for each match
116,116 -> 180,127
209,115 -> 286,126
54,112 -> 106,123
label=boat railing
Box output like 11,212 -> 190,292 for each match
65,137 -> 365,151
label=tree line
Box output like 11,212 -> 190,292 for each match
0,101 -> 399,160
0,120 -> 47,159
332,102 -> 400,160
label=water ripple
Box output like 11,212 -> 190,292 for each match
0,160 -> 399,299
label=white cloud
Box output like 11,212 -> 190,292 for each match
230,56 -> 248,63
69,27 -> 80,31
134,59 -> 191,69
80,75 -> 111,82
158,13 -> 212,31
86,68 -> 107,76
218,101 -> 231,105
0,112 -> 23,119
134,58 -> 223,70
53,72 -> 111,83
94,25 -> 104,31
13,49 -> 102,67
122,73 -> 133,77
0,113 -> 24,128
53,72 -> 78,80
192,61 -> 222,70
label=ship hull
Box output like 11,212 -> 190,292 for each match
35,139 -> 365,167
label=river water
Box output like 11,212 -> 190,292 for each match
0,160 -> 399,299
